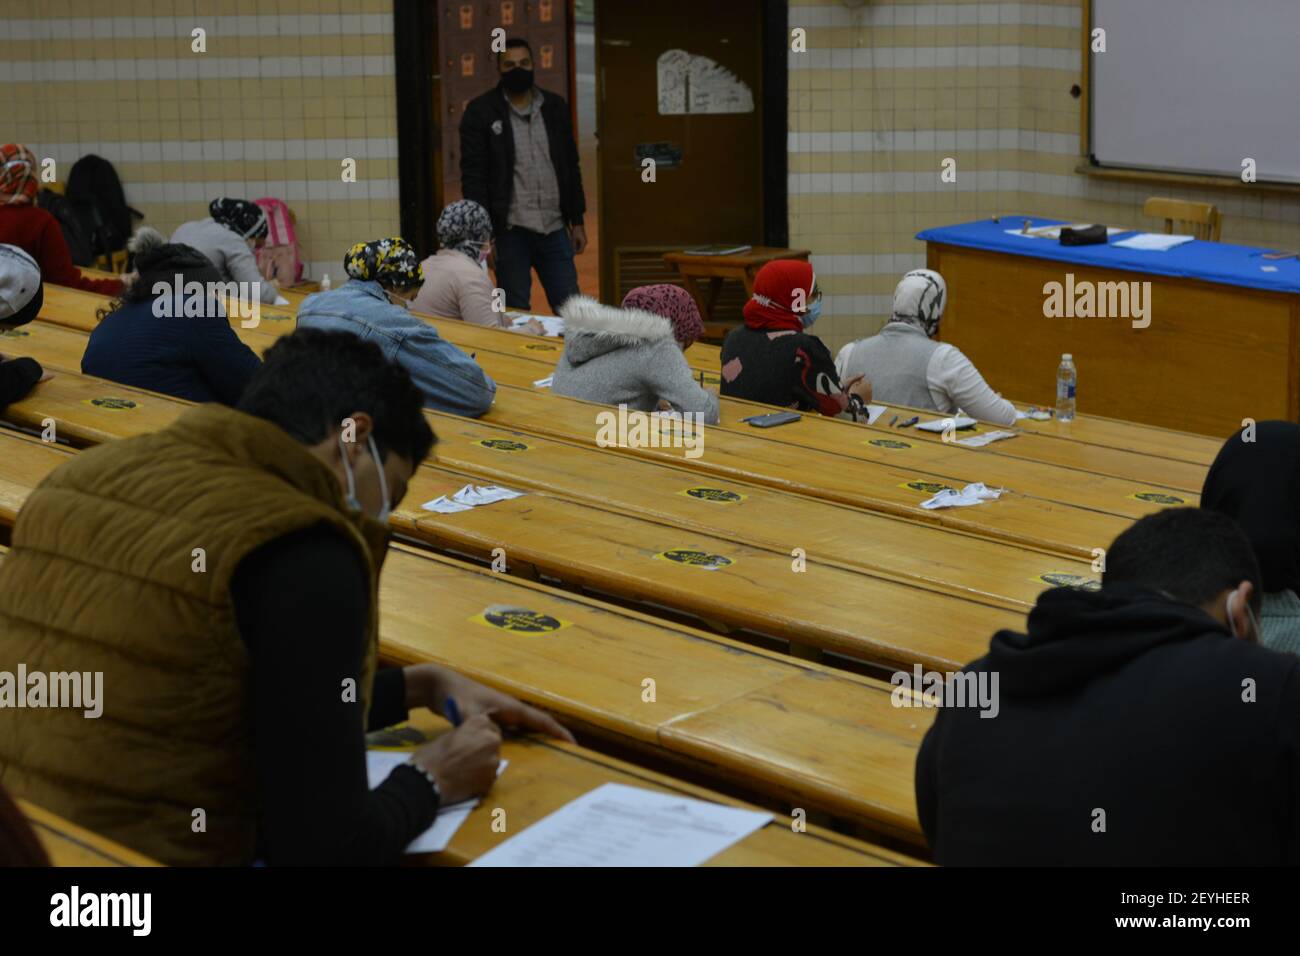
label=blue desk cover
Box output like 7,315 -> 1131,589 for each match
917,217 -> 1300,295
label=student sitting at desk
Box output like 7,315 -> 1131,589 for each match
411,199 -> 542,334
81,228 -> 261,405
171,198 -> 279,305
0,244 -> 52,408
553,284 -> 718,422
835,269 -> 1017,425
297,237 -> 497,418
0,328 -> 572,866
720,259 -> 872,419
917,507 -> 1300,865
0,143 -> 123,296
1201,421 -> 1300,654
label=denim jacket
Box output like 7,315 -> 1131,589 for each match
296,280 -> 496,417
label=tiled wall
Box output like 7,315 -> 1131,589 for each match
3,0 -> 399,283
788,0 -> 1300,355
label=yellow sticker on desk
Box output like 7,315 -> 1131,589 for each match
1128,491 -> 1186,505
521,342 -> 559,352
474,438 -> 530,452
82,398 -> 139,411
0,329 -> 30,338
472,605 -> 570,633
680,487 -> 747,504
899,479 -> 953,494
1034,572 -> 1101,591
869,438 -> 911,449
654,549 -> 733,571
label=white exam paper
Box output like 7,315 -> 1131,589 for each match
915,415 -> 977,433
863,404 -> 888,425
365,750 -> 508,854
421,484 -> 525,514
921,481 -> 1003,510
468,782 -> 772,867
533,374 -> 554,388
273,294 -> 291,306
956,429 -> 1018,448
510,314 -> 565,336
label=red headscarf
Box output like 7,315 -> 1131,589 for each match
0,144 -> 39,206
742,259 -> 815,332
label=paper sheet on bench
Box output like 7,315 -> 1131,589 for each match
509,314 -> 565,336
1111,232 -> 1195,251
366,750 -> 508,854
273,294 -> 291,306
533,374 -> 554,388
915,415 -> 977,432
955,430 -> 1017,448
421,484 -> 525,514
468,782 -> 772,867
863,404 -> 888,425
921,482 -> 1003,510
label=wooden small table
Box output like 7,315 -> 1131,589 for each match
664,246 -> 811,342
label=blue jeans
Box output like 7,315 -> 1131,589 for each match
493,226 -> 580,312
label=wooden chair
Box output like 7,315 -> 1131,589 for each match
1143,197 -> 1222,241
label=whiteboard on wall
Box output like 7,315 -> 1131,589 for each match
1090,0 -> 1300,183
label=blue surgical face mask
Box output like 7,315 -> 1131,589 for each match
339,433 -> 392,523
802,298 -> 823,329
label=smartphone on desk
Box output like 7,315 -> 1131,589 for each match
742,411 -> 802,428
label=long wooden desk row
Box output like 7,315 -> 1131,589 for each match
39,281 -> 1223,468
5,319 -> 1094,614
0,360 -> 1023,671
18,298 -> 1180,563
0,441 -> 930,846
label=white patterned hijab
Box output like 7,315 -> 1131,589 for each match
891,269 -> 947,337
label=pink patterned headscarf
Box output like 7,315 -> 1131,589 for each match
621,284 -> 704,348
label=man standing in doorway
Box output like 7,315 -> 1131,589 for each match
460,37 -> 587,313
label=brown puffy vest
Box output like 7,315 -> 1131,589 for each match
0,403 -> 388,865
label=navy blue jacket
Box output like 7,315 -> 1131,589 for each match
81,297 -> 261,405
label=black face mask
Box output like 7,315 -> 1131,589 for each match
500,67 -> 534,94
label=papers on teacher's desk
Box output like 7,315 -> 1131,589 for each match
509,313 -> 565,336
468,783 -> 772,867
366,749 -> 508,854
421,484 -> 525,514
1003,223 -> 1127,241
1111,232 -> 1195,252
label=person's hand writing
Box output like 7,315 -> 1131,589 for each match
409,715 -> 502,806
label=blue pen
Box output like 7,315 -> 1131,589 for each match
444,697 -> 462,727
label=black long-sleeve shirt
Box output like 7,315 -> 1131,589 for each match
0,356 -> 42,409
231,524 -> 438,865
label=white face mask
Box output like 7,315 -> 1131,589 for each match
1227,589 -> 1260,642
339,433 -> 391,523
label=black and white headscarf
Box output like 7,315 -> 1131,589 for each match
209,198 -> 268,240
436,199 -> 493,260
891,269 -> 947,337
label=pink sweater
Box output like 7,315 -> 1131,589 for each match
411,249 -> 507,328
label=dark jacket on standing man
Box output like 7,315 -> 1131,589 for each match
459,85 -> 586,237
915,584 -> 1300,866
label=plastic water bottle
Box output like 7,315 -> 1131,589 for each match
1056,353 -> 1077,422
320,273 -> 332,291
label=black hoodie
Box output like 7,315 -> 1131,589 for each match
916,584 -> 1300,865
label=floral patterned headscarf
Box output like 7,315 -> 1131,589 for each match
343,237 -> 424,290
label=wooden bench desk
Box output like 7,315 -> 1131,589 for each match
0,435 -> 933,842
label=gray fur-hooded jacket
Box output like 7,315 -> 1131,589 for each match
552,296 -> 720,423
